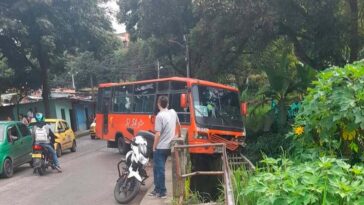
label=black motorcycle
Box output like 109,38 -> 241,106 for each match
32,143 -> 56,176
114,130 -> 152,204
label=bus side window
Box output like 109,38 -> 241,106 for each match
169,93 -> 190,124
113,85 -> 133,113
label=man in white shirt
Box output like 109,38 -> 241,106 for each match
149,96 -> 181,198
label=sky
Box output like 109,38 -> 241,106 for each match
100,0 -> 126,33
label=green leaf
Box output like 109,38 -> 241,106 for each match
350,142 -> 359,153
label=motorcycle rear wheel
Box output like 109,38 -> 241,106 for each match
35,159 -> 47,176
114,175 -> 141,204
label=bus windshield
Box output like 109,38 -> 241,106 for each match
192,85 -> 243,131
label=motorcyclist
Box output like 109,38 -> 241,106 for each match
32,113 -> 62,172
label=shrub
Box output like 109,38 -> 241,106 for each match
234,157 -> 364,205
243,133 -> 291,164
291,60 -> 364,160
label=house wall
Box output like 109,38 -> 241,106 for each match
53,99 -> 72,126
1,99 -> 94,132
11,101 -> 49,120
72,102 -> 95,131
11,100 -> 73,121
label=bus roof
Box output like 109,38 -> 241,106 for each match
98,77 -> 238,92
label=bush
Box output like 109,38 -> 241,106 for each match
243,133 -> 291,164
292,60 -> 364,160
234,157 -> 364,205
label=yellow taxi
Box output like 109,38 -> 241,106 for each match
44,119 -> 77,157
90,118 -> 97,140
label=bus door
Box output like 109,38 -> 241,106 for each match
101,88 -> 112,139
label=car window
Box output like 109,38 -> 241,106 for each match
56,122 -> 65,133
18,123 -> 31,137
8,125 -> 20,142
62,121 -> 70,130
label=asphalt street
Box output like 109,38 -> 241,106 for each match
0,135 -> 153,205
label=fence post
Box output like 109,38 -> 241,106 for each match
171,128 -> 188,203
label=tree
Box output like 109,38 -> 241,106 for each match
53,39 -> 157,90
255,38 -> 316,130
273,0 -> 364,69
118,0 -> 196,76
0,0 -> 114,116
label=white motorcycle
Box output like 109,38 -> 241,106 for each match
114,129 -> 152,204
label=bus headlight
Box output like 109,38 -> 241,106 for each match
195,132 -> 208,140
232,137 -> 245,143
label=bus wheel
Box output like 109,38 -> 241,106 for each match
117,136 -> 128,155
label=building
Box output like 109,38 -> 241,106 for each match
0,89 -> 95,132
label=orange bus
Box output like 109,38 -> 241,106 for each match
95,77 -> 246,154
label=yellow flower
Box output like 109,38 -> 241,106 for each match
294,126 -> 304,136
342,129 -> 356,141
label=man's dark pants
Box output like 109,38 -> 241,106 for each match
153,149 -> 171,195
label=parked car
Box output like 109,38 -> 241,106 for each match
90,118 -> 97,140
0,121 -> 33,178
29,119 -> 77,157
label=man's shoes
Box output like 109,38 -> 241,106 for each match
55,166 -> 62,173
148,190 -> 158,197
158,193 -> 167,199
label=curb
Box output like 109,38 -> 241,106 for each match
75,130 -> 89,138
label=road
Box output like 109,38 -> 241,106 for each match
0,135 -> 153,205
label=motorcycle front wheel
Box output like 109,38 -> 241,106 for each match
114,175 -> 141,204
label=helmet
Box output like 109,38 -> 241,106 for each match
35,113 -> 44,122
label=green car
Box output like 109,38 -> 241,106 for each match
0,121 -> 33,178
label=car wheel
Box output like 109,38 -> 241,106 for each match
56,144 -> 62,158
71,140 -> 77,152
1,158 -> 14,178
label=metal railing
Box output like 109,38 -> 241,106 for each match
171,141 -> 235,205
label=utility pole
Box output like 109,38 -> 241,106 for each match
157,59 -> 160,79
168,35 -> 190,78
183,35 -> 190,78
72,74 -> 75,90
90,75 -> 94,100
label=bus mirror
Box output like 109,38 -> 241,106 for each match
180,94 -> 187,109
241,102 -> 247,116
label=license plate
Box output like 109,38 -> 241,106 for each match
32,153 -> 42,158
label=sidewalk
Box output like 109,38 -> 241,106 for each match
75,129 -> 89,138
140,158 -> 173,205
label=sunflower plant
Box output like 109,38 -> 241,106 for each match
292,60 -> 364,160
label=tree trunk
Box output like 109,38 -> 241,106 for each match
348,0 -> 359,62
39,53 -> 51,117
